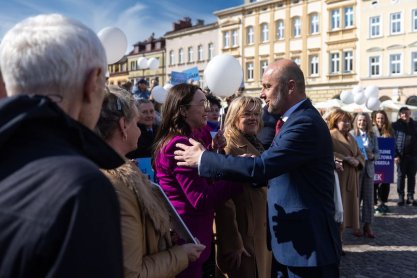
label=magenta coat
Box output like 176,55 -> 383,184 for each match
155,129 -> 241,278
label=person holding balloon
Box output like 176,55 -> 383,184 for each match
153,83 -> 242,278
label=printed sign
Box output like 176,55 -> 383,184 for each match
135,157 -> 155,182
374,138 -> 395,183
183,67 -> 200,82
170,71 -> 188,85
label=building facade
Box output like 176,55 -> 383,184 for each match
128,34 -> 166,88
216,0 -> 362,102
164,17 -> 219,88
107,56 -> 129,86
359,0 -> 417,104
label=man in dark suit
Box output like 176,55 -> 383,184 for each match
127,99 -> 159,159
174,59 -> 341,277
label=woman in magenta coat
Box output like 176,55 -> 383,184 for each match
154,84 -> 241,278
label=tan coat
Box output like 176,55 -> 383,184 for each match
215,134 -> 271,278
330,129 -> 365,231
103,161 -> 188,278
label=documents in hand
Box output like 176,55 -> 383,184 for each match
150,182 -> 198,244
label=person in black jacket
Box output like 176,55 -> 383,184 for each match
0,14 -> 124,277
127,99 -> 159,158
392,107 -> 417,206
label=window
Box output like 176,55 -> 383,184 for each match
343,51 -> 353,73
412,52 -> 417,74
293,17 -> 301,37
344,7 -> 354,27
169,50 -> 174,65
247,26 -> 254,45
232,29 -> 238,47
369,56 -> 380,76
413,9 -> 417,32
331,9 -> 340,30
369,16 -> 381,37
293,57 -> 301,66
130,61 -> 136,70
390,54 -> 401,75
309,55 -> 319,76
246,62 -> 254,80
390,12 -> 402,34
178,48 -> 184,64
276,20 -> 284,39
208,43 -> 214,61
310,13 -> 319,34
188,47 -> 193,63
223,31 -> 230,48
260,60 -> 268,78
197,45 -> 203,61
330,53 -> 340,74
261,23 -> 269,42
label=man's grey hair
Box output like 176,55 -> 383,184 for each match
0,13 -> 107,99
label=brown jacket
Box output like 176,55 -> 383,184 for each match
103,161 -> 188,278
331,129 -> 365,230
215,134 -> 271,278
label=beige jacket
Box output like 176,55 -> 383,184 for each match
215,134 -> 271,278
103,161 -> 188,278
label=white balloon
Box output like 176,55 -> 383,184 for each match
340,90 -> 354,104
364,85 -> 379,99
97,27 -> 127,65
352,85 -> 364,95
147,58 -> 159,70
163,83 -> 173,92
204,54 -> 243,97
151,86 -> 167,104
137,57 -> 148,69
353,91 -> 366,105
366,96 -> 381,111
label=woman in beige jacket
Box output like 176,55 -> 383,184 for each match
96,86 -> 205,278
328,109 -> 365,248
215,96 -> 271,278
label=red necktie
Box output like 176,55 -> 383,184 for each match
275,118 -> 284,135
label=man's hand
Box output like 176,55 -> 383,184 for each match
174,138 -> 206,167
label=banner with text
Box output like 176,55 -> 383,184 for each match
373,137 -> 395,183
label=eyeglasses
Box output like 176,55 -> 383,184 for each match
240,111 -> 261,118
187,99 -> 211,110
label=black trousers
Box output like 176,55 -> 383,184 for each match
374,183 -> 390,203
397,156 -> 417,198
272,256 -> 339,278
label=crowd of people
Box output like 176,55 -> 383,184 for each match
1,13 -> 417,278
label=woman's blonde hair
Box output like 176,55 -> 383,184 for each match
352,112 -> 374,136
95,85 -> 136,140
223,96 -> 263,139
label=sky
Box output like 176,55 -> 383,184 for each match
0,0 -> 242,50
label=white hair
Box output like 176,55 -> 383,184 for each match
0,13 -> 107,98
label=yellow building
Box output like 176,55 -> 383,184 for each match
216,0 -> 361,102
359,0 -> 417,104
107,56 -> 129,86
127,34 -> 166,88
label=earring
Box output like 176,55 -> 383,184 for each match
123,132 -> 127,141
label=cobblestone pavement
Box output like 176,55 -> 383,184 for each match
340,183 -> 417,277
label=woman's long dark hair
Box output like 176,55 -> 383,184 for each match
153,83 -> 201,154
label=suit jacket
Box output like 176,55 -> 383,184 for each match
127,124 -> 158,159
200,99 -> 341,267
